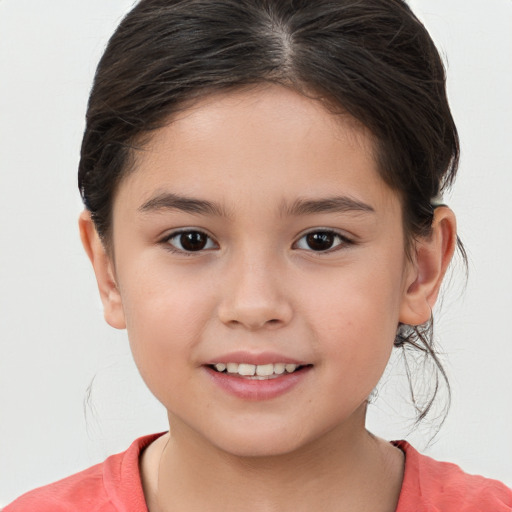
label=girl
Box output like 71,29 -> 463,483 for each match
3,0 -> 511,510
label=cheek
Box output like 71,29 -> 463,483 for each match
303,258 -> 404,335
120,257 -> 215,335
300,258 -> 404,389
118,266 -> 216,401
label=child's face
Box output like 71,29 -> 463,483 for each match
104,86 -> 419,456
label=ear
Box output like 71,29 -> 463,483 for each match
400,206 -> 457,326
79,210 -> 126,329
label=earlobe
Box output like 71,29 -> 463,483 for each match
399,206 -> 457,326
79,210 -> 126,329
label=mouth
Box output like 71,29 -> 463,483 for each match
207,362 -> 312,380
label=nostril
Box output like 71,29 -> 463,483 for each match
226,317 -> 283,331
217,298 -> 293,330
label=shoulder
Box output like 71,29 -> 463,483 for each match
395,440 -> 512,512
3,433 -> 163,512
3,461 -> 111,512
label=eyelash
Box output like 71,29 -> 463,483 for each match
162,229 -> 218,255
293,229 -> 354,254
161,229 -> 354,255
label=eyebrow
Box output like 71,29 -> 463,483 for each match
139,192 -> 229,217
281,196 -> 375,217
138,192 -> 375,218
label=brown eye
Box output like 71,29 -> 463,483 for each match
306,232 -> 335,251
166,230 -> 216,252
295,230 -> 350,252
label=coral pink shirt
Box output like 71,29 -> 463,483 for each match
5,434 -> 512,511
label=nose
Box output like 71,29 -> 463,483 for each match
217,253 -> 293,331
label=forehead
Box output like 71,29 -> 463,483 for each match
142,85 -> 375,160
116,85 -> 397,215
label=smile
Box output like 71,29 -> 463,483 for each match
205,359 -> 313,400
209,363 -> 308,380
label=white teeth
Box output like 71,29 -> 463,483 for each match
213,362 -> 303,377
274,363 -> 285,375
256,364 -> 274,377
238,363 -> 256,376
285,364 -> 298,373
226,362 -> 239,373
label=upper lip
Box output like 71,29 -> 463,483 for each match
204,351 -> 309,366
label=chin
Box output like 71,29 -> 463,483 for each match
215,435 -> 304,459
184,418 -> 305,459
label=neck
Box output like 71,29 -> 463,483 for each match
142,406 -> 404,512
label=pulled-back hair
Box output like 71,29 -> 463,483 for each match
78,0 -> 462,424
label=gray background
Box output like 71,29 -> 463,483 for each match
1,0 -> 511,504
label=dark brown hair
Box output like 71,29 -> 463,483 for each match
78,0 -> 462,424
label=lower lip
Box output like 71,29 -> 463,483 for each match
204,366 -> 311,401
